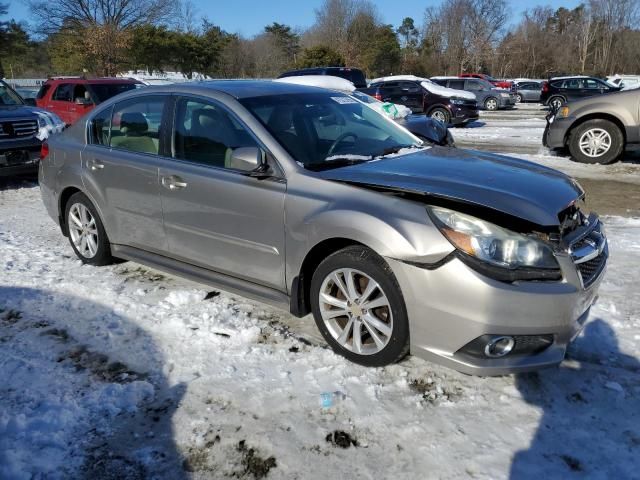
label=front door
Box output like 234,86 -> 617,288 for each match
82,95 -> 169,253
159,96 -> 286,290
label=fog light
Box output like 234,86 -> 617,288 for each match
484,336 -> 515,358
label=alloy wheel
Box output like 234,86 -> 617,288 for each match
68,203 -> 99,259
550,97 -> 563,110
578,128 -> 612,158
485,98 -> 498,110
431,110 -> 448,123
319,268 -> 393,355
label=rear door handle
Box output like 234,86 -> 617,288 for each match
88,159 -> 104,171
161,175 -> 188,190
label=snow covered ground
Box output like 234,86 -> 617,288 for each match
1,178 -> 639,479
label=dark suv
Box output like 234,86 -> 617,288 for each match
278,67 -> 367,89
362,76 -> 479,126
1,80 -> 64,176
36,77 -> 142,125
541,76 -> 620,110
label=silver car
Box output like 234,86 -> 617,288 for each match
39,81 -> 608,375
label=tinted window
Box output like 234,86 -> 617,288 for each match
583,79 -> 605,89
399,82 -> 420,93
173,98 -> 259,170
448,80 -> 465,90
564,79 -> 581,89
53,84 -> 74,102
465,80 -> 484,91
240,92 -> 417,169
89,106 -> 112,146
36,84 -> 50,100
0,82 -> 23,105
89,83 -> 138,103
110,96 -> 166,155
73,84 -> 91,103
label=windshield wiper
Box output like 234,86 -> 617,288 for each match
306,156 -> 372,171
375,144 -> 423,157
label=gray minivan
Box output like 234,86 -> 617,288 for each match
432,77 -> 516,110
39,80 -> 607,375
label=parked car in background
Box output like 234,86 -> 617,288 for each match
1,79 -> 64,176
544,87 -> 636,164
278,67 -> 368,89
605,74 -> 640,91
36,77 -> 142,125
460,73 -> 513,90
275,74 -> 454,146
513,81 -> 542,103
540,76 -> 620,110
40,80 -> 607,375
432,77 -> 516,110
363,75 -> 479,126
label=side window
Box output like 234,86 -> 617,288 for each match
448,79 -> 465,90
584,79 -> 604,89
399,82 -> 420,93
53,84 -> 73,102
110,96 -> 166,155
89,106 -> 112,146
465,80 -> 483,91
173,98 -> 259,170
73,84 -> 91,103
566,79 -> 581,89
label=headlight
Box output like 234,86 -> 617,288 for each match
428,206 -> 560,272
450,99 -> 465,105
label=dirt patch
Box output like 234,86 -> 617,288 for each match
59,345 -> 146,383
1,308 -> 22,324
325,430 -> 358,449
117,266 -> 167,284
236,440 -> 277,479
409,376 -> 464,404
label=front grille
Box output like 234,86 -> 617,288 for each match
0,119 -> 39,140
577,251 -> 607,288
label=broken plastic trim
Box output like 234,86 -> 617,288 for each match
401,250 -> 562,283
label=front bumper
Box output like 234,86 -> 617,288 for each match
543,115 -> 573,149
497,95 -> 516,109
0,137 -> 41,177
387,223 -> 607,375
449,104 -> 480,125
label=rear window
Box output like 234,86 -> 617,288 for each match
88,83 -> 138,103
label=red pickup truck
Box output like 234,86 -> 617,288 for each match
460,73 -> 512,90
36,77 -> 142,125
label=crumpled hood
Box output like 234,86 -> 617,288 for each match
318,147 -> 584,227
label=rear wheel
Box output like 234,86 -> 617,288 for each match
548,96 -> 565,110
568,119 -> 623,165
429,107 -> 450,124
515,93 -> 523,103
484,97 -> 498,111
310,246 -> 410,367
65,192 -> 114,265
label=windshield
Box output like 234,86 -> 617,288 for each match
88,83 -> 138,103
240,92 -> 419,170
0,82 -> 24,106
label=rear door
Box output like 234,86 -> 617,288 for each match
158,95 -> 286,290
68,83 -> 95,124
82,94 -> 169,253
397,81 -> 424,112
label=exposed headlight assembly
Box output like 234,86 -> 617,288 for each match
427,206 -> 561,281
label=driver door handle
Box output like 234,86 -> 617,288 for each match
161,175 -> 188,190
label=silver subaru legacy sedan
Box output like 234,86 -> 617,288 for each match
39,81 -> 608,375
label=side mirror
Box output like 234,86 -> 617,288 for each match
24,98 -> 36,106
229,146 -> 270,176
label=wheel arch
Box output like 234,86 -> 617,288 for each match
58,186 -> 83,236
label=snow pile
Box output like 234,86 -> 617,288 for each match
275,75 -> 356,92
33,110 -> 65,141
420,80 -> 476,100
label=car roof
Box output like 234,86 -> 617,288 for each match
369,75 -> 427,84
45,77 -> 141,84
549,75 -> 592,80
121,80 -> 347,99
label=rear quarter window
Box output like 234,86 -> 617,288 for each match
36,84 -> 51,100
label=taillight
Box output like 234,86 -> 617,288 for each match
542,81 -> 549,93
40,142 -> 49,160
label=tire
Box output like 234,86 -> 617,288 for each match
429,107 -> 450,124
310,245 -> 410,367
568,119 -> 623,165
484,97 -> 498,111
548,96 -> 565,110
65,192 -> 114,266
515,94 -> 523,103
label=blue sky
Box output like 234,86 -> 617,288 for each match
6,0 -> 584,36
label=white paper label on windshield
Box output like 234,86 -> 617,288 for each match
331,96 -> 358,104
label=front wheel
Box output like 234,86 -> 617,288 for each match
515,93 -> 523,103
484,97 -> 498,110
548,96 -> 565,110
568,119 -> 623,164
429,107 -> 450,124
65,192 -> 114,265
310,246 -> 410,367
